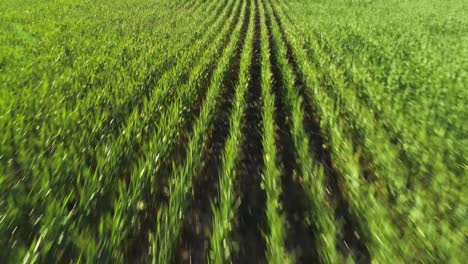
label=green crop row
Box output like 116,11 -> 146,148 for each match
264,0 -> 341,262
96,0 -> 241,261
271,0 -> 466,262
257,0 -> 291,262
150,0 -> 248,262
0,0 -> 465,263
209,0 -> 255,262
1,0 -> 212,261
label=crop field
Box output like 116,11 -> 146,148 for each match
0,0 -> 467,263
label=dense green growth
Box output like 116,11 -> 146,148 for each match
1,0 -> 466,263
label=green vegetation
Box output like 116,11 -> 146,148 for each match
1,0 -> 466,263
209,0 -> 254,262
258,0 -> 291,262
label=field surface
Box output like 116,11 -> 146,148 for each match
1,0 -> 467,263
